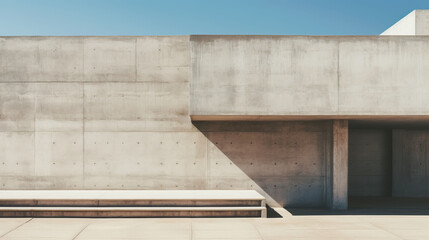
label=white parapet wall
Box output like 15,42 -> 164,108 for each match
381,10 -> 429,35
381,10 -> 416,35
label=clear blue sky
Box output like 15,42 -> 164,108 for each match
1,0 -> 428,36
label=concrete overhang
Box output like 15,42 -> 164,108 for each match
190,115 -> 429,121
189,10 -> 429,120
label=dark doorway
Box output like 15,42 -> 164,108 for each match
348,120 -> 429,212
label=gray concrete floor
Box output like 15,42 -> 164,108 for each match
0,216 -> 428,240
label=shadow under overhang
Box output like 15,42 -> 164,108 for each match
192,115 -> 429,129
191,115 -> 429,122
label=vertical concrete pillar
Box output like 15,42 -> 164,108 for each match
330,120 -> 348,210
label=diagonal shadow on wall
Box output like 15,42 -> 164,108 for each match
193,120 -> 332,209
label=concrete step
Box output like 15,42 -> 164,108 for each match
0,190 -> 267,218
0,199 -> 262,207
0,190 -> 265,206
0,206 -> 266,217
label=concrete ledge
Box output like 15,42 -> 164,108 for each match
0,190 -> 266,218
0,199 -> 262,207
191,115 -> 429,121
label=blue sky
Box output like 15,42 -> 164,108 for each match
0,0 -> 428,36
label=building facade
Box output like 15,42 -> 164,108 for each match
1,10 -> 429,210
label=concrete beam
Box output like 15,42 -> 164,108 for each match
190,115 -> 429,121
191,35 -> 429,117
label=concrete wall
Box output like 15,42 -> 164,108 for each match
416,10 -> 429,35
5,34 -> 429,208
195,121 -> 331,207
0,36 -> 196,189
392,130 -> 429,197
348,129 -> 392,197
190,36 -> 338,116
190,35 -> 429,117
0,37 -> 334,208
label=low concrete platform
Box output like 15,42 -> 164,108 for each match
0,190 -> 266,218
1,215 -> 429,240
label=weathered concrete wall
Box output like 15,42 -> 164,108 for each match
0,36 -> 196,189
349,129 -> 392,197
392,130 -> 429,197
8,35 -> 429,208
416,10 -> 429,35
190,36 -> 338,116
0,37 -> 334,208
195,121 -> 331,207
191,35 -> 429,117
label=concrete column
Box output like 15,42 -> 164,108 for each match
330,120 -> 348,210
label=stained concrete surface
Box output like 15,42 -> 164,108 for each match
1,216 -> 429,240
194,121 -> 331,208
330,120 -> 348,210
0,111 -> 333,208
393,130 -> 429,197
190,35 -> 429,116
2,25 -> 429,211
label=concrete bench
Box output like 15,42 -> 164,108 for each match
0,190 -> 266,218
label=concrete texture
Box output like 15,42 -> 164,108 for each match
190,35 -> 338,116
84,37 -> 136,82
195,121 -> 331,208
0,36 -> 339,208
0,36 -> 195,190
0,190 -> 265,200
392,130 -> 429,198
416,10 -> 429,35
1,216 -> 429,240
330,120 -> 348,210
0,206 -> 266,218
83,81 -> 190,131
2,17 -> 429,211
349,129 -> 392,197
190,35 -> 429,117
338,37 -> 429,115
0,190 -> 267,217
0,37 -> 84,82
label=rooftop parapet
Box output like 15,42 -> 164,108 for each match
381,10 -> 429,35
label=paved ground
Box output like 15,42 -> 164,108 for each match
0,216 -> 429,240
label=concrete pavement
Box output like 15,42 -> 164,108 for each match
0,215 -> 428,240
